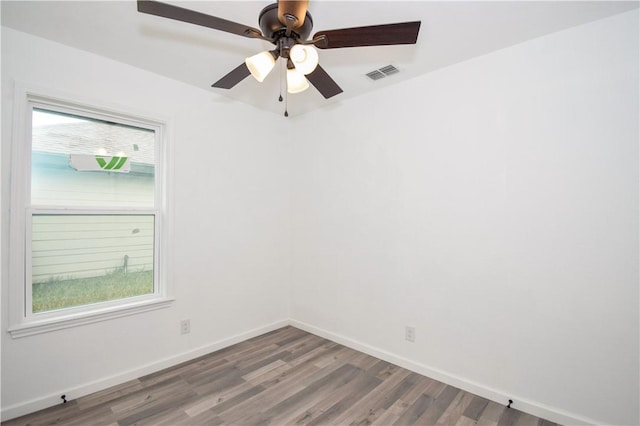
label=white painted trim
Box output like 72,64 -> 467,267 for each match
8,298 -> 175,339
7,83 -> 175,335
0,319 -> 289,421
289,319 -> 599,426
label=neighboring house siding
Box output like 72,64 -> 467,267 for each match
31,151 -> 155,283
32,214 -> 154,283
32,152 -> 154,207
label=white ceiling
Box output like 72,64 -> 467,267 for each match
2,1 -> 638,117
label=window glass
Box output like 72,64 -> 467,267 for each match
31,108 -> 155,208
31,214 -> 155,313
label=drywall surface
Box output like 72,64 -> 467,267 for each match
290,10 -> 639,426
1,28 -> 291,419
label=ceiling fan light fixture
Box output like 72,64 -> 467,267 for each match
287,68 -> 310,94
138,0 -> 422,101
289,44 -> 319,75
245,50 -> 276,82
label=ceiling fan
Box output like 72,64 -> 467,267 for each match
137,1 -> 421,105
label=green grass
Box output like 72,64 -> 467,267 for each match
32,270 -> 153,313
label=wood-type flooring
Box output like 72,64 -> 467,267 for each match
2,326 -> 560,426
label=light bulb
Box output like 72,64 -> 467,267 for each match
289,44 -> 319,75
287,68 -> 309,94
245,51 -> 276,82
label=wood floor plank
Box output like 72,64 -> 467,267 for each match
283,357 -> 379,424
286,341 -> 340,368
276,334 -> 326,359
245,326 -> 307,350
191,368 -> 245,397
186,407 -> 227,426
240,359 -> 287,381
310,346 -> 352,369
277,365 -> 382,425
478,400 -> 508,426
516,412 -> 545,426
398,375 -> 438,406
456,415 -> 480,426
423,377 -> 448,398
306,370 -> 382,426
130,406 -> 191,426
329,368 -> 415,425
184,360 -> 240,390
347,351 -> 383,371
255,357 -> 321,389
464,395 -> 491,421
244,361 -> 293,386
273,328 -> 315,348
216,381 -> 306,424
435,388 -> 475,425
188,385 -> 266,423
114,381 -> 198,425
403,384 -> 461,425
139,349 -> 232,387
110,375 -> 188,415
371,399 -> 409,425
497,407 -> 522,426
75,379 -> 144,411
243,363 -> 364,425
2,327 -> 561,426
393,393 -> 436,425
234,348 -> 290,373
222,343 -> 281,365
184,380 -> 258,417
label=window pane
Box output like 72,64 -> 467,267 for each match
31,214 -> 155,313
31,108 -> 155,207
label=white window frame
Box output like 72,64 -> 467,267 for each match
8,86 -> 174,338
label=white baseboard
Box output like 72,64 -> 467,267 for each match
1,319 -> 289,422
289,319 -> 597,426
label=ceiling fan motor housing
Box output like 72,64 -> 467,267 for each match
258,3 -> 313,41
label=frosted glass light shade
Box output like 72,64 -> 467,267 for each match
245,51 -> 276,82
289,44 -> 319,75
287,68 -> 309,94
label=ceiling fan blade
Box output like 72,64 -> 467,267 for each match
277,0 -> 309,28
313,21 -> 421,49
212,63 -> 251,89
306,65 -> 343,99
137,0 -> 264,39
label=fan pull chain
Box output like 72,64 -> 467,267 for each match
278,59 -> 283,102
284,90 -> 289,117
284,61 -> 289,117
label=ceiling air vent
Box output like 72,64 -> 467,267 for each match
366,65 -> 400,81
379,65 -> 399,76
366,70 -> 386,81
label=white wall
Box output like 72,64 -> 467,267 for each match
290,10 -> 638,426
1,28 -> 291,418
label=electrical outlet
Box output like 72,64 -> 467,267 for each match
405,326 -> 415,342
180,319 -> 191,335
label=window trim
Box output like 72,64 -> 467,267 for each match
8,85 -> 174,338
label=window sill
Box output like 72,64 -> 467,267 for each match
8,298 -> 175,338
